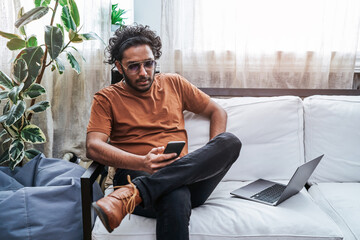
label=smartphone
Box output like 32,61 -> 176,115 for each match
163,141 -> 186,158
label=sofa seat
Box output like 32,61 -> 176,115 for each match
92,181 -> 343,240
308,183 -> 360,240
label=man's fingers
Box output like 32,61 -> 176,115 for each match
149,146 -> 165,154
155,153 -> 177,162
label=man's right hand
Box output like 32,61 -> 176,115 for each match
86,132 -> 179,173
143,147 -> 178,174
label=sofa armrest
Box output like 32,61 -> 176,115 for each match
81,161 -> 105,240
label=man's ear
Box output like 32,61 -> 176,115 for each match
115,61 -> 123,74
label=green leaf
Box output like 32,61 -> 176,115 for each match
0,114 -> 7,124
0,71 -> 14,90
26,35 -> 38,47
12,116 -> 24,131
4,125 -> 17,138
7,38 -> 26,50
15,7 -> 49,28
8,87 -> 17,103
26,100 -> 50,113
56,23 -> 64,37
66,52 -> 80,73
18,7 -> 26,36
21,124 -> 46,143
9,139 -> 25,170
61,6 -> 76,32
0,129 -> 7,138
45,26 -> 64,60
19,28 -> 26,38
68,0 -> 80,27
23,77 -> 36,93
69,46 -> 85,61
34,0 -> 51,7
34,0 -> 41,7
59,0 -> 67,6
80,32 -> 106,45
111,4 -> 126,25
12,58 -> 28,83
20,46 -> 44,88
25,148 -> 41,160
0,91 -> 9,100
0,30 -> 21,40
69,29 -> 83,43
22,83 -> 46,99
3,101 -> 10,114
55,57 -> 65,74
5,100 -> 26,126
0,149 -> 10,165
8,83 -> 24,104
112,4 -> 118,11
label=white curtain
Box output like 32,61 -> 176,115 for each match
160,0 -> 360,88
0,0 -> 111,159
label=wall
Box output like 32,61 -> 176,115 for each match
134,0 -> 161,35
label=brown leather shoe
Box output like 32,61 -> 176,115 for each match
92,175 -> 142,233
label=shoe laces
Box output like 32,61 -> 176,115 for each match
112,175 -> 138,218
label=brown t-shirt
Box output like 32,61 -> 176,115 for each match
87,73 -> 210,157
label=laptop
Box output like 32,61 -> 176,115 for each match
230,155 -> 323,206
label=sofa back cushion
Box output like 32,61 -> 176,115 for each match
304,95 -> 360,183
184,96 -> 304,181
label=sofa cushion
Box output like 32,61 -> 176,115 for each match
308,183 -> 360,240
303,95 -> 360,182
184,96 -> 304,181
93,181 -> 343,240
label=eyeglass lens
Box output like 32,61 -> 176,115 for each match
127,60 -> 156,73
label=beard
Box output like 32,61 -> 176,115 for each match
122,69 -> 155,93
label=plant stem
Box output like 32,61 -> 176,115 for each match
27,0 -> 59,122
50,0 -> 59,26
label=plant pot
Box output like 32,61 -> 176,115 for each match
111,24 -> 120,32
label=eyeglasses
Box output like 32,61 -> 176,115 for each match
120,60 -> 156,75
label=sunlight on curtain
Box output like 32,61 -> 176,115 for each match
0,0 -> 111,159
0,0 -> 20,75
161,0 -> 360,88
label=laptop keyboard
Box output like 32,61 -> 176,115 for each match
250,184 -> 286,203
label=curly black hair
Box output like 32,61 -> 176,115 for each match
105,24 -> 162,65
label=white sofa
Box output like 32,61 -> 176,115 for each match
88,93 -> 360,240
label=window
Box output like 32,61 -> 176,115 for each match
161,0 -> 360,88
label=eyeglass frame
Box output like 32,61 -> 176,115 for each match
118,59 -> 157,75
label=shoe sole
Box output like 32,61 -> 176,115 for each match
92,202 -> 114,233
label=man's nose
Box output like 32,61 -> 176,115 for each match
138,64 -> 148,76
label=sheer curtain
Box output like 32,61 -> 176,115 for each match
0,0 -> 111,159
160,0 -> 360,88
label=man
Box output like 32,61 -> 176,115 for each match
86,24 -> 241,240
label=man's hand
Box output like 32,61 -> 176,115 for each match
143,147 -> 178,174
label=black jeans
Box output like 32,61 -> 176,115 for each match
113,132 -> 241,240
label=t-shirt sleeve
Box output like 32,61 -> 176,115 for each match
87,93 -> 113,136
176,75 -> 211,114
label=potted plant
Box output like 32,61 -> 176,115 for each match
111,3 -> 127,32
0,0 -> 103,170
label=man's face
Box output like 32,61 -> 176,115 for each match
115,44 -> 156,92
